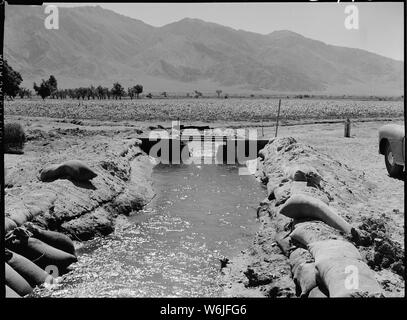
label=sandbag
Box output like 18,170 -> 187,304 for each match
284,165 -> 322,188
6,285 -> 22,298
21,191 -> 58,217
26,223 -> 76,256
289,181 -> 309,197
39,160 -> 97,182
316,257 -> 382,297
5,217 -> 18,233
7,208 -> 32,226
290,221 -> 344,247
6,249 -> 49,287
7,236 -> 77,270
308,240 -> 361,264
293,262 -> 318,297
275,232 -> 295,256
273,183 -> 291,206
308,286 -> 328,298
7,191 -> 56,226
289,248 -> 314,276
279,194 -> 352,234
5,263 -> 33,297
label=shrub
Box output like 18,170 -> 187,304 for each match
4,123 -> 26,154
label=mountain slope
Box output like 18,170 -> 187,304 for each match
4,5 -> 404,95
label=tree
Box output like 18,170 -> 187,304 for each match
111,82 -> 124,99
4,60 -> 23,99
128,85 -> 143,99
194,90 -> 202,99
161,91 -> 167,98
146,93 -> 153,99
134,84 -> 143,99
96,85 -> 105,99
216,90 -> 222,98
104,87 -> 111,99
18,88 -> 32,99
33,75 -> 58,100
33,80 -> 51,100
87,85 -> 96,99
78,87 -> 88,100
48,75 -> 58,97
127,87 -> 135,100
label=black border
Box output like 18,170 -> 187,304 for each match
1,0 -> 406,315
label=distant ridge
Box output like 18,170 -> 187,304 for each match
4,5 -> 404,95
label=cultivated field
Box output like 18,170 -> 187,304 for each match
4,98 -> 404,123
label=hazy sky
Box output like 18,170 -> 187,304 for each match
48,2 -> 404,61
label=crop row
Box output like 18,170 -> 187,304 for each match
4,99 -> 404,122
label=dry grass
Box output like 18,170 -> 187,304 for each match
4,122 -> 26,154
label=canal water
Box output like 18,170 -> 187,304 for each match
35,141 -> 265,297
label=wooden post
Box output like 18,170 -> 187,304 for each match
344,118 -> 351,138
275,99 -> 281,137
261,119 -> 264,136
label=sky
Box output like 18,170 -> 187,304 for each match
47,2 -> 404,61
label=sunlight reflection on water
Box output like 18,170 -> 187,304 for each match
35,158 -> 264,297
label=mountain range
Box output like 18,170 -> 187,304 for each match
4,5 -> 404,95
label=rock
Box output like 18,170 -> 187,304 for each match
220,257 -> 230,269
244,267 -> 275,287
259,197 -> 271,206
256,203 -> 270,219
266,181 -> 276,200
266,285 -> 296,298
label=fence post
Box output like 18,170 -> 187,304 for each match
344,118 -> 351,138
275,99 -> 281,138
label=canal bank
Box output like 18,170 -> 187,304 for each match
5,122 -> 404,297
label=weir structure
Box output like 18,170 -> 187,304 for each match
139,127 -> 269,165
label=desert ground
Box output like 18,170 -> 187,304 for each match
4,98 -> 405,297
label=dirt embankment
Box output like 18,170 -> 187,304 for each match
222,137 -> 404,298
4,121 -> 155,241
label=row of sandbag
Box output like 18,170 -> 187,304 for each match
268,168 -> 383,298
5,222 -> 77,298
